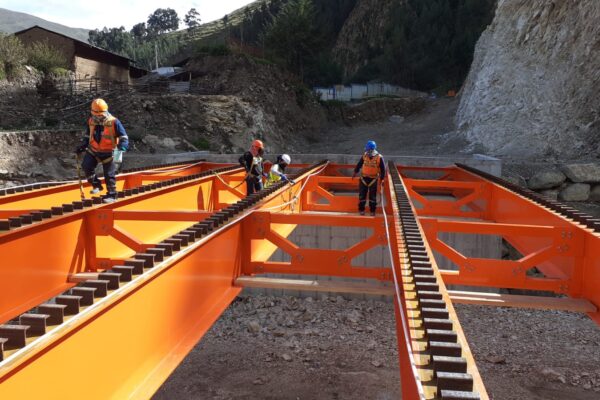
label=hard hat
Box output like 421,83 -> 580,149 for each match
91,98 -> 108,115
281,154 -> 291,164
252,139 -> 264,149
365,140 -> 377,151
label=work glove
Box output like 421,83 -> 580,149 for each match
117,144 -> 127,152
289,179 -> 296,185
75,144 -> 87,154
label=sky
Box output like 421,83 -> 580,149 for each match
0,0 -> 256,30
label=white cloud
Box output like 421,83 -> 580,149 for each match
1,0 -> 254,30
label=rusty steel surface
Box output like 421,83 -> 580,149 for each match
0,158 -> 597,399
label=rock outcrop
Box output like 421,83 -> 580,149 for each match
456,1 -> 600,158
331,0 -> 394,78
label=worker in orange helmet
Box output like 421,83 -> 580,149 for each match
75,98 -> 129,203
239,139 -> 267,195
352,140 -> 386,216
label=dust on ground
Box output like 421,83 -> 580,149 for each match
154,295 -> 600,400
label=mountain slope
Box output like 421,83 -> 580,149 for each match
0,7 -> 89,42
456,0 -> 600,158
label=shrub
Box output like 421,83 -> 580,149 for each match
49,67 -> 70,77
26,40 -> 68,74
193,137 -> 210,150
0,33 -> 27,79
194,44 -> 231,57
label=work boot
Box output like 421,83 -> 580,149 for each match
359,210 -> 365,216
102,195 -> 117,204
90,186 -> 102,195
370,210 -> 376,216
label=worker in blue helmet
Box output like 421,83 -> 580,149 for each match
352,140 -> 386,216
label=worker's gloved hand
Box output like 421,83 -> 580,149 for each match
75,145 -> 87,154
289,179 -> 296,185
117,144 -> 127,152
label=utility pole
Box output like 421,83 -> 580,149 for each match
155,42 -> 159,70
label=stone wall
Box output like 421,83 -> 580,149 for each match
526,163 -> 600,202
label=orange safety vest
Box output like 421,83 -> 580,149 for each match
88,116 -> 117,153
361,153 -> 381,178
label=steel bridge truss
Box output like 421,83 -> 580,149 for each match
0,159 -> 598,399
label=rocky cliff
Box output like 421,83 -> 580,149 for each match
331,0 -> 394,79
456,0 -> 600,159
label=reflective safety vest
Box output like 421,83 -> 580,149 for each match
88,116 -> 117,153
267,164 -> 284,186
361,153 -> 381,178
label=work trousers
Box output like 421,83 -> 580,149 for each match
246,175 -> 263,196
82,151 -> 117,196
358,177 -> 378,212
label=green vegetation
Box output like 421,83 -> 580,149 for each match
194,44 -> 231,57
83,0 -> 494,91
354,0 -> 496,91
26,40 -> 68,74
228,0 -> 493,91
193,137 -> 210,150
0,33 -> 27,79
0,33 -> 67,79
88,7 -> 190,70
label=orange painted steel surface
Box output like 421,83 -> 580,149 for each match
400,164 -> 600,324
0,167 -> 244,323
0,161 -> 327,398
0,159 -> 597,399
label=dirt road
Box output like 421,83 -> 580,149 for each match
311,98 -> 465,156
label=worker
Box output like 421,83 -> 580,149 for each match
75,98 -> 129,203
352,140 -> 386,216
266,154 -> 295,187
239,139 -> 266,195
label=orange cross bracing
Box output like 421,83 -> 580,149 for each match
0,158 -> 598,399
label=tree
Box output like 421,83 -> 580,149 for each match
184,8 -> 201,31
147,8 -> 180,36
263,0 -> 323,80
88,27 -> 132,56
131,22 -> 147,40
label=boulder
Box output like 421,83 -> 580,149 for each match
590,185 -> 600,202
561,163 -> 600,183
540,189 -> 559,201
558,183 -> 590,202
528,170 -> 566,190
505,175 -> 527,188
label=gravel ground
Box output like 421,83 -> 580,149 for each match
154,294 -> 600,400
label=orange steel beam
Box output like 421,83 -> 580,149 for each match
0,161 -> 327,398
387,163 -> 488,400
0,161 -> 228,212
0,166 -> 244,323
398,163 -> 600,325
1,159 -> 597,399
243,212 -> 392,280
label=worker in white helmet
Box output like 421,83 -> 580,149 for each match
266,154 -> 295,187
